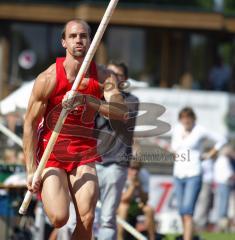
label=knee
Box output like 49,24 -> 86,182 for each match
50,212 -> 69,228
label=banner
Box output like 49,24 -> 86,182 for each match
132,88 -> 234,137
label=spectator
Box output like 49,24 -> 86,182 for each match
214,145 -> 234,231
208,55 -> 231,91
171,107 -> 227,240
3,149 -> 17,164
117,160 -> 155,240
179,72 -> 193,90
95,61 -> 139,240
194,146 -> 214,230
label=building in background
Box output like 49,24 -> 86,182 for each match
1,0 -> 235,98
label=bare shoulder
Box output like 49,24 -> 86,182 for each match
33,63 -> 56,100
41,63 -> 56,87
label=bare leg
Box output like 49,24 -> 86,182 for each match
117,202 -> 129,240
182,215 -> 193,240
41,167 -> 70,228
69,162 -> 99,240
142,205 -> 155,240
48,228 -> 58,240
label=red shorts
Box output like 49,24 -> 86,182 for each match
42,157 -> 101,173
36,137 -> 101,173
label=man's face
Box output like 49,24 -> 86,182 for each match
180,115 -> 195,131
107,64 -> 127,83
62,21 -> 90,58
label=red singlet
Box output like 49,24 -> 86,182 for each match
36,57 -> 102,172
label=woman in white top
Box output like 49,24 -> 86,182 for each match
171,107 -> 226,240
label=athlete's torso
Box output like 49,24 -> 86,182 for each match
36,57 -> 102,170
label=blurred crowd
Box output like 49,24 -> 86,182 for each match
175,55 -> 235,92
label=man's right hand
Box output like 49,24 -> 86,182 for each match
27,173 -> 42,193
62,90 -> 84,110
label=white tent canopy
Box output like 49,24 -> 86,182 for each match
0,80 -> 34,115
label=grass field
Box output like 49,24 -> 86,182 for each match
166,233 -> 235,240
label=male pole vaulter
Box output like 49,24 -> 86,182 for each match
23,19 -> 127,240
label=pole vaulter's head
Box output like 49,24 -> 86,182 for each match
61,18 -> 91,58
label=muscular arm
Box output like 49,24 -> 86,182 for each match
23,66 -> 56,175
